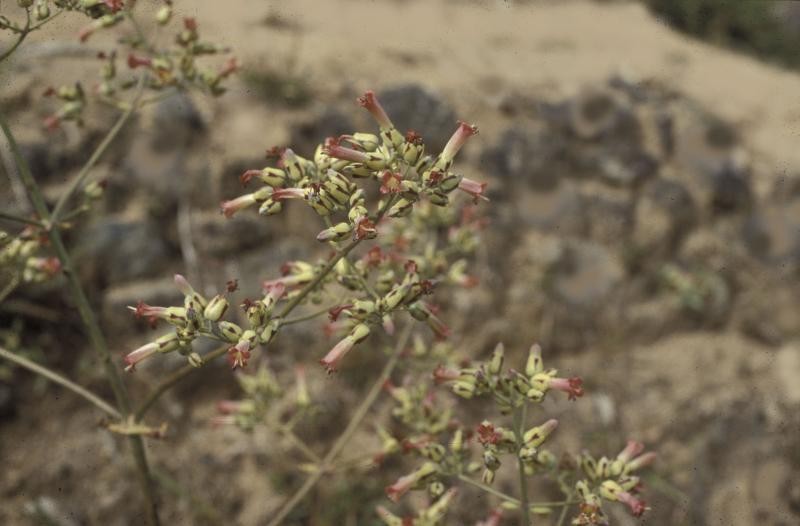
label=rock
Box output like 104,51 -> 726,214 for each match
193,211 -> 272,257
710,155 -> 753,213
515,182 -> 586,235
579,182 -> 633,247
741,201 -> 800,267
76,218 -> 172,286
632,178 -> 697,257
149,92 -> 206,152
774,344 -> 800,404
549,239 -> 625,309
377,84 -> 458,152
567,87 -> 626,140
479,125 -> 563,191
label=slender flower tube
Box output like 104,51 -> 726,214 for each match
437,121 -> 478,168
548,376 -> 585,400
384,462 -> 438,502
432,364 -> 460,384
323,142 -> 370,164
319,323 -> 370,373
600,480 -> 648,517
357,90 -> 394,130
616,440 -> 645,464
124,342 -> 158,371
221,193 -> 258,218
127,53 -> 152,69
523,418 -> 559,447
457,177 -> 488,201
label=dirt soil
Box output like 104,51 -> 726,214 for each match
2,1 -> 800,525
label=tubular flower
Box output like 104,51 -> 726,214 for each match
357,90 -> 393,130
548,376 -> 585,400
221,194 -> 257,217
600,480 -> 648,518
319,323 -> 370,373
384,462 -> 438,502
437,121 -> 478,169
457,177 -> 488,202
432,364 -> 460,384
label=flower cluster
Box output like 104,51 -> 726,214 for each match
5,1 -> 238,129
435,343 -> 585,408
0,226 -> 60,285
571,440 -> 657,523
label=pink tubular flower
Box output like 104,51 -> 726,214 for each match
216,400 -> 243,414
440,121 -> 478,163
43,115 -> 61,131
127,53 -> 152,69
617,440 -> 645,464
432,364 -> 460,384
124,342 -> 158,372
323,142 -> 370,164
626,451 -> 657,472
227,341 -> 251,370
218,57 -> 238,78
319,335 -> 356,374
618,491 -> 648,517
548,376 -> 584,401
477,508 -> 503,526
271,187 -> 305,201
221,194 -> 257,218
102,0 -> 124,11
385,463 -> 437,502
457,177 -> 488,201
30,257 -> 61,276
357,90 -> 393,129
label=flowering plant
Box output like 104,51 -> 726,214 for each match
0,3 -> 656,524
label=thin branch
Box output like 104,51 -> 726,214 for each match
0,346 -> 121,419
458,474 -> 521,505
514,403 -> 532,526
134,344 -> 228,420
266,322 -> 413,526
50,76 -> 146,224
277,423 -> 321,464
280,303 -> 338,327
0,210 -> 42,227
0,111 -> 160,526
0,9 -> 31,63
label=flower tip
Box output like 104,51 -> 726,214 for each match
457,120 -> 479,136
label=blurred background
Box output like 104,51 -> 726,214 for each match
2,0 -> 800,524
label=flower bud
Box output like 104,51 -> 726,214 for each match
203,294 -> 229,321
316,222 -> 352,242
217,321 -> 243,342
385,462 -> 438,502
489,342 -> 504,375
523,418 -> 559,448
155,5 -> 172,25
452,380 -> 475,399
525,343 -> 544,376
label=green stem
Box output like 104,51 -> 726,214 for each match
50,78 -> 145,224
0,9 -> 30,64
280,303 -> 338,327
458,474 -> 521,505
0,210 -> 42,227
513,403 -> 532,526
0,345 -> 121,418
265,322 -> 413,526
0,112 -> 160,526
134,344 -> 227,420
